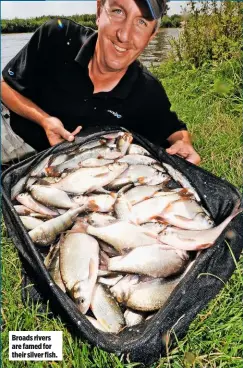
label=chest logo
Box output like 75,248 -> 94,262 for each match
107,110 -> 122,119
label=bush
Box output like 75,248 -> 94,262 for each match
169,0 -> 243,67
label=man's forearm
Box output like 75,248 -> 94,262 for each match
1,80 -> 50,128
167,130 -> 192,145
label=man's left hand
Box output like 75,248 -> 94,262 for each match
166,140 -> 201,165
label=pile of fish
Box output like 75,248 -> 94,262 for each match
11,131 -> 241,333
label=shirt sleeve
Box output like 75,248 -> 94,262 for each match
2,21 -> 51,99
132,74 -> 187,147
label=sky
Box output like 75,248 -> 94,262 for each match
1,1 -> 187,19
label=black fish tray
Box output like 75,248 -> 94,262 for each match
2,125 -> 243,366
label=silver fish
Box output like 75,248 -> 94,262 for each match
125,184 -> 167,205
86,221 -> 157,253
29,206 -> 86,245
141,222 -> 167,234
49,163 -> 128,194
116,132 -> 133,156
30,185 -> 78,209
114,193 -> 135,223
159,203 -> 242,250
127,144 -> 151,156
110,275 -> 140,303
80,158 -> 114,167
125,277 -> 181,311
163,163 -> 201,202
11,175 -> 29,200
60,233 -> 99,314
73,194 -> 117,212
16,193 -> 59,216
86,316 -> 109,332
44,241 -> 66,292
108,165 -> 159,188
87,213 -> 117,227
124,309 -> 145,327
118,155 -> 156,166
98,274 -> 123,287
161,198 -> 214,230
108,244 -> 188,278
91,283 -> 125,333
132,192 -> 182,224
20,216 -> 44,230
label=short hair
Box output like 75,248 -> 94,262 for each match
99,0 -> 162,34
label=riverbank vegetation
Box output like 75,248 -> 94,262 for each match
1,13 -> 183,33
2,1 -> 243,367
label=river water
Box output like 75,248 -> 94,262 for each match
1,28 -> 180,71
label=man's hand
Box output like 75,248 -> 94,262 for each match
166,140 -> 201,165
166,130 -> 201,165
41,117 -> 82,146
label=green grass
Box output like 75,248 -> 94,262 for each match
2,58 -> 242,367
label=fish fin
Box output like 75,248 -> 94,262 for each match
45,167 -> 60,177
94,172 -> 108,178
88,200 -> 100,212
138,177 -> 145,184
88,259 -> 96,281
149,215 -> 167,224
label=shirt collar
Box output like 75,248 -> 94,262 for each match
74,30 -> 139,99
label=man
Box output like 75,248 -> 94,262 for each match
1,0 -> 200,164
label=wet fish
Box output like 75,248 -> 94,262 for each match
98,274 -> 123,287
127,144 -> 151,156
86,221 -> 157,253
11,175 -> 29,200
131,192 -> 183,224
73,194 -> 117,212
108,244 -> 188,278
124,184 -> 167,205
124,277 -> 181,311
163,163 -> 201,202
110,275 -> 141,303
20,216 -> 44,230
86,316 -> 109,332
60,233 -> 99,314
118,154 -> 157,166
159,203 -> 242,250
87,213 -> 117,227
30,185 -> 78,209
141,222 -> 167,234
91,283 -> 125,333
114,193 -> 135,223
80,158 -> 114,167
16,193 -> 59,216
49,163 -> 128,194
108,165 -> 162,188
116,132 -> 133,155
29,206 -> 86,245
124,309 -> 145,327
44,241 -> 66,292
161,198 -> 214,230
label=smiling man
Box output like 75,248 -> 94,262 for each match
1,0 -> 200,164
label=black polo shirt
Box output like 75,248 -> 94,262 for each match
2,18 -> 187,152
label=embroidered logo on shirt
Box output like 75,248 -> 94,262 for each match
107,110 -> 122,119
8,68 -> 14,76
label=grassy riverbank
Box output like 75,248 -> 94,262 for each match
1,14 -> 182,33
1,15 -> 97,33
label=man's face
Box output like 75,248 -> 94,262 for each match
95,0 -> 157,72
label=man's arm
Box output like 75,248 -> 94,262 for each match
166,130 -> 201,165
1,80 -> 81,146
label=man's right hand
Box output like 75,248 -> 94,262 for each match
41,116 -> 82,146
